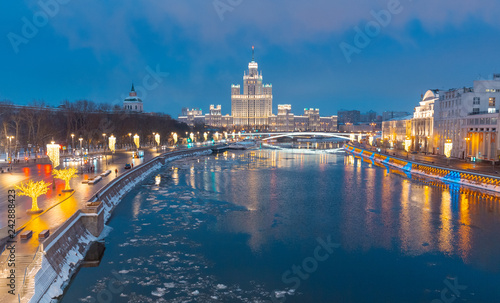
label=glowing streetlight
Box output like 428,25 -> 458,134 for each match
190,132 -> 194,143
404,137 -> 411,153
350,134 -> 355,142
102,133 -> 107,167
444,139 -> 453,160
172,132 -> 178,144
71,133 -> 75,155
404,137 -> 412,159
47,141 -> 60,168
203,132 -> 208,141
7,135 -> 14,170
464,137 -> 470,159
369,136 -> 374,146
155,133 -> 160,146
109,135 -> 116,152
47,141 -> 60,189
133,134 -> 140,149
109,135 -> 116,163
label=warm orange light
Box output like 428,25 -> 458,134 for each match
53,167 -> 78,191
16,180 -> 51,212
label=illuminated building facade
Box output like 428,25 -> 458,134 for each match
435,76 -> 500,160
411,89 -> 438,153
382,115 -> 413,150
231,47 -> 273,128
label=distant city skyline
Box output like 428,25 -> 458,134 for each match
2,1 -> 500,116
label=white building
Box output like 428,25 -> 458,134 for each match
411,90 -> 438,153
123,84 -> 144,113
434,75 -> 500,160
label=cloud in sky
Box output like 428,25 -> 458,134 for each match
2,0 -> 500,115
43,0 -> 500,50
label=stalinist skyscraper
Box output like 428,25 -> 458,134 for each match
231,46 -> 273,128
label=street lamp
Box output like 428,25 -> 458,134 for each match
78,137 -> 83,173
7,136 -> 14,170
133,134 -> 140,150
109,135 -> 116,163
128,133 -> 132,150
404,137 -> 411,158
47,141 -> 60,189
172,132 -> 178,145
464,137 -> 470,158
154,133 -> 160,151
102,133 -> 107,167
71,133 -> 75,156
444,139 -> 453,166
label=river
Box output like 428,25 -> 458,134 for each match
60,149 -> 500,302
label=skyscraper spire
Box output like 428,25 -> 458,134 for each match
131,83 -> 135,92
252,46 -> 255,62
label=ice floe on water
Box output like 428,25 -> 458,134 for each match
77,153 -> 295,303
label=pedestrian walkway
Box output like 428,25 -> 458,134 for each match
0,145 -> 191,303
0,149 -> 160,241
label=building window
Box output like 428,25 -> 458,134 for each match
489,97 -> 496,107
472,108 -> 480,114
473,97 -> 480,105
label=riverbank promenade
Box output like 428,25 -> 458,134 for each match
352,142 -> 500,178
0,147 -> 165,303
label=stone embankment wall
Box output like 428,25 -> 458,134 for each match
345,144 -> 500,194
26,147 -> 214,303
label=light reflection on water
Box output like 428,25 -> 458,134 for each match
61,150 -> 500,303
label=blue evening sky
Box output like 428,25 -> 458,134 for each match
1,0 -> 500,117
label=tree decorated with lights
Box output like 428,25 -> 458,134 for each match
16,180 -> 51,214
53,167 -> 78,191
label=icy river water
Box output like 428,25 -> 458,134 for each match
61,149 -> 500,302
